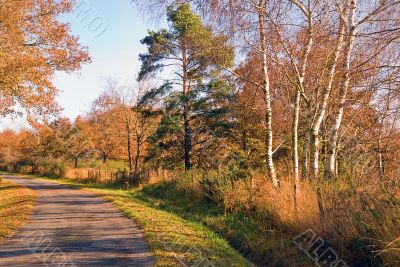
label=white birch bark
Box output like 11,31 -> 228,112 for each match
258,0 -> 279,187
292,91 -> 301,186
293,15 -> 313,183
292,90 -> 301,208
309,2 -> 347,179
325,0 -> 357,179
293,16 -> 313,207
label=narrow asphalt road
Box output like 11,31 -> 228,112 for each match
0,175 -> 155,267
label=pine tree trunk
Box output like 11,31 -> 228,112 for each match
134,136 -> 141,175
127,121 -> 133,172
258,0 -> 278,187
302,112 -> 311,180
183,109 -> 192,170
325,0 -> 357,180
182,45 -> 192,170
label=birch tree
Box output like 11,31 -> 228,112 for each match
307,1 -> 347,179
325,0 -> 400,179
258,0 -> 279,186
325,0 -> 357,179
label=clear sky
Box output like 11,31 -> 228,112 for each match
1,0 -> 156,130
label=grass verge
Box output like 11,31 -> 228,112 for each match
0,176 -> 36,239
6,173 -> 253,267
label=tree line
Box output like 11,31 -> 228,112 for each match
1,0 -> 400,186
133,0 -> 400,188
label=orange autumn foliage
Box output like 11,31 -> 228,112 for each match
0,0 -> 90,116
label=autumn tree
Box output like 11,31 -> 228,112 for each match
84,93 -> 125,164
129,82 -> 159,174
324,0 -> 400,179
0,0 -> 90,117
0,130 -> 20,165
98,80 -> 137,171
64,117 -> 92,168
98,79 -> 157,173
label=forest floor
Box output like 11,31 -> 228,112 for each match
0,173 -> 252,267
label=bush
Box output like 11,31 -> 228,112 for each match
221,179 -> 253,214
32,159 -> 67,178
199,170 -> 232,205
171,169 -> 205,202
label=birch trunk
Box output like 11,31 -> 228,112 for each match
292,90 -> 301,183
294,17 -> 313,184
309,6 -> 347,179
378,131 -> 385,181
293,22 -> 313,206
325,0 -> 357,179
292,90 -> 301,207
258,0 -> 278,187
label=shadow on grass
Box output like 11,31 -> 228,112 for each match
132,182 -> 222,221
0,185 -> 20,191
129,182 -> 277,265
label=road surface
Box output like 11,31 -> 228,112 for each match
0,175 -> 154,267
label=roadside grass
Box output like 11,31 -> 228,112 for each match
0,176 -> 36,239
135,181 -> 312,266
7,173 -> 253,267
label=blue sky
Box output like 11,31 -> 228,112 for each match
1,0 -> 158,130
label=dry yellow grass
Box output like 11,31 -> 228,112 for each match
0,178 -> 36,239
249,174 -> 400,265
255,178 -> 321,233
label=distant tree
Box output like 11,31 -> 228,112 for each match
0,130 -> 20,165
64,117 -> 92,168
99,79 -> 158,173
130,82 -> 159,174
85,93 -> 125,164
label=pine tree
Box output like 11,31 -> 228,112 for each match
138,3 -> 233,170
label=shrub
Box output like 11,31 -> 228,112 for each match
172,169 -> 205,202
221,179 -> 253,213
199,170 -> 232,205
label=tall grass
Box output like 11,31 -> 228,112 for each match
157,169 -> 400,266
